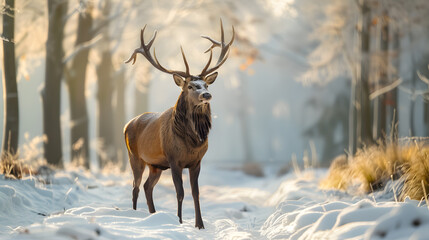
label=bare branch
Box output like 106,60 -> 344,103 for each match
90,11 -> 122,37
63,34 -> 102,64
370,78 -> 402,100
418,70 -> 429,85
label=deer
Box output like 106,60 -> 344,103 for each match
123,20 -> 234,229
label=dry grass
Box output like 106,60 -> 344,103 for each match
1,152 -> 25,179
400,145 -> 429,201
320,154 -> 349,190
1,134 -> 51,179
321,142 -> 429,201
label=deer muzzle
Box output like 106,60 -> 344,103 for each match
199,92 -> 212,102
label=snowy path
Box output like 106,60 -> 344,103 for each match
2,166 -> 429,240
1,166 -> 282,240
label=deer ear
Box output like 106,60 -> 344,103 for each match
173,74 -> 185,87
205,72 -> 218,85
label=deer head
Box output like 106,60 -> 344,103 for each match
125,20 -> 234,107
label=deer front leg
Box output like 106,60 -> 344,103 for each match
170,162 -> 184,224
189,162 -> 204,229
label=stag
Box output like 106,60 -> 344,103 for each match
124,20 -> 234,229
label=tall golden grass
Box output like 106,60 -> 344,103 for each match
1,134 -> 48,179
1,152 -> 24,179
321,142 -> 429,201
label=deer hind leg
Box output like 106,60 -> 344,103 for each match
129,152 -> 145,210
144,165 -> 162,213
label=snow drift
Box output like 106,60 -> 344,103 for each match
1,167 -> 429,239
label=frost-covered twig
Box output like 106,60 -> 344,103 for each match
417,70 -> 429,85
369,78 -> 402,100
63,34 -> 102,64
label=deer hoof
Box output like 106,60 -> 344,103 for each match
195,223 -> 205,229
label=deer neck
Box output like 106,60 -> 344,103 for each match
173,91 -> 212,147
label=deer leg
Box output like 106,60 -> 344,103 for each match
189,162 -> 204,229
144,165 -> 162,213
129,153 -> 145,210
170,163 -> 184,224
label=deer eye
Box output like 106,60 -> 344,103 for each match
188,86 -> 193,90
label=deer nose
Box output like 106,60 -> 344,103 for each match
202,92 -> 212,101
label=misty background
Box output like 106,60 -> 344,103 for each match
1,0 -> 429,171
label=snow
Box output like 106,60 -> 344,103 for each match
1,167 -> 429,240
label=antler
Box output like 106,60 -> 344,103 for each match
200,19 -> 235,77
125,25 -> 191,78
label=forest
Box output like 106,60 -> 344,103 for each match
2,0 -> 429,239
1,0 -> 428,171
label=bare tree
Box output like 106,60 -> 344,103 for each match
64,1 -> 93,169
372,10 -> 389,140
42,0 -> 68,167
113,66 -> 127,170
133,64 -> 151,116
298,0 -> 367,154
387,27 -> 400,137
357,0 -> 373,148
96,0 -> 116,168
1,0 -> 19,159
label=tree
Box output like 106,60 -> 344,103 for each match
1,0 -> 19,160
64,1 -> 93,169
297,0 -> 364,154
113,66 -> 127,169
42,0 -> 68,167
133,63 -> 151,117
304,89 -> 349,166
96,0 -> 117,168
356,0 -> 373,148
372,9 -> 389,140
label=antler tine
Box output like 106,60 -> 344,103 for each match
153,47 -> 169,72
220,19 -> 224,44
229,26 -> 235,46
201,36 -> 220,53
140,25 -> 146,46
124,50 -> 138,64
152,47 -> 187,77
125,25 -> 191,78
180,46 -> 190,76
146,30 -> 157,50
200,19 -> 234,76
201,49 -> 213,75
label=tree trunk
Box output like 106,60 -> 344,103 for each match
423,58 -> 429,136
134,64 -> 150,116
1,0 -> 19,159
387,29 -> 399,139
96,50 -> 116,168
425,92 -> 429,137
42,0 -> 68,167
374,10 -> 389,140
358,0 -> 373,147
409,31 -> 417,137
65,1 -> 93,169
238,71 -> 253,162
96,0 -> 116,168
349,74 -> 357,155
114,69 -> 127,170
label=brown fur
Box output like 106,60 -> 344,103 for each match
124,81 -> 212,229
124,20 -> 233,230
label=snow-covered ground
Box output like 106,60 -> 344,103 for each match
1,165 -> 429,240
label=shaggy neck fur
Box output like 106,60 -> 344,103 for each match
173,91 -> 212,147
